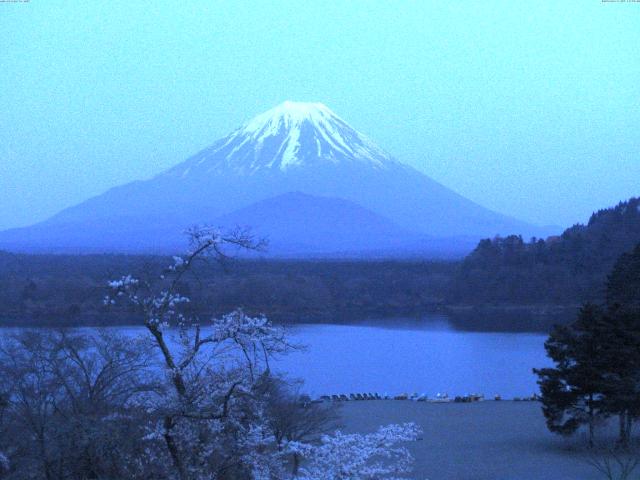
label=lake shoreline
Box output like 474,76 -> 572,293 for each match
0,303 -> 578,332
2,321 -> 551,398
340,400 -> 623,480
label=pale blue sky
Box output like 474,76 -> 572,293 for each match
1,1 -> 639,230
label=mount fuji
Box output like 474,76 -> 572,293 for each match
0,101 -> 551,256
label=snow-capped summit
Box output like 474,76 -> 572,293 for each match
0,101 -> 553,255
166,101 -> 396,177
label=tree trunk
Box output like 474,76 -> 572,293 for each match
38,430 -> 53,480
619,411 -> 630,448
164,415 -> 189,480
292,453 -> 300,477
588,395 -> 595,448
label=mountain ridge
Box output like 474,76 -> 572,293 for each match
0,101 -> 555,255
211,191 -> 475,258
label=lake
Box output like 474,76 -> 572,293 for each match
276,317 -> 550,398
0,316 -> 551,399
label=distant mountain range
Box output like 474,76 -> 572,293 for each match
212,192 -> 480,257
0,101 -> 556,257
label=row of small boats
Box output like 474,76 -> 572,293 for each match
315,393 -> 539,402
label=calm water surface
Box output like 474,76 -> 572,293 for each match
2,317 -> 551,398
277,318 -> 550,398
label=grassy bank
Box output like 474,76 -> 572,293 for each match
340,400 -> 625,480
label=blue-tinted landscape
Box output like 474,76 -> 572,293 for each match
1,2 -> 639,479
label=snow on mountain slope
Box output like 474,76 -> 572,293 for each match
164,101 -> 396,176
0,101 -> 554,255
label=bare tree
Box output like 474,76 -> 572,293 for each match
0,329 -> 162,479
588,449 -> 640,480
261,377 -> 341,475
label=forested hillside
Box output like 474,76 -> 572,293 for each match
2,197 -> 639,330
449,197 -> 640,305
0,254 -> 453,327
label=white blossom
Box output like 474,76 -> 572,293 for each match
169,255 -> 185,271
108,275 -> 139,289
293,423 -> 421,480
101,227 -> 420,479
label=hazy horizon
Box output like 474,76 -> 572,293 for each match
1,1 -> 639,231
